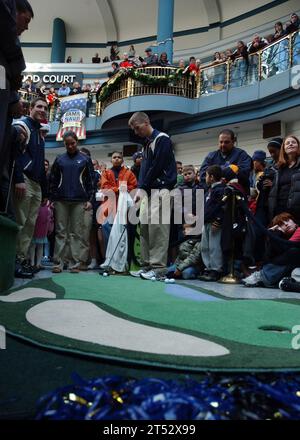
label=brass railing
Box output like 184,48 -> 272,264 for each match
18,29 -> 300,117
98,66 -> 200,114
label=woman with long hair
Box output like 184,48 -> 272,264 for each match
268,135 -> 300,222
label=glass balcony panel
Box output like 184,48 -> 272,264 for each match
293,31 -> 300,66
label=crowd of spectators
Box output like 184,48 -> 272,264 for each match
2,3 -> 300,292
5,102 -> 300,292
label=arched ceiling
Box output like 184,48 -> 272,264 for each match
22,0 -> 277,45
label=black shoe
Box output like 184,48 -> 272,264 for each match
200,270 -> 221,282
22,261 -> 35,275
15,262 -> 34,279
279,277 -> 300,292
198,269 -> 210,281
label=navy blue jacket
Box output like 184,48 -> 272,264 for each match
204,182 -> 226,224
49,151 -> 95,203
14,117 -> 47,198
138,129 -> 177,193
200,147 -> 252,190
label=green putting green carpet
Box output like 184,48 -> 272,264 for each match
1,273 -> 300,371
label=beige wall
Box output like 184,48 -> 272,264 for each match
22,0 -> 299,64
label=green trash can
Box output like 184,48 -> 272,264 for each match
0,215 -> 19,292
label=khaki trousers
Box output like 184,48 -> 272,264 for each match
15,175 -> 42,260
54,201 -> 88,267
139,189 -> 170,268
81,208 -> 92,263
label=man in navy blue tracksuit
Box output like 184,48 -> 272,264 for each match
128,112 -> 177,279
199,128 -> 252,194
13,97 -> 48,274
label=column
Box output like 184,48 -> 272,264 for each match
51,18 -> 66,63
157,0 -> 174,62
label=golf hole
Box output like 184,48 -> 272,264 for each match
259,325 -> 291,334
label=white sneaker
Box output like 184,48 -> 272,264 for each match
88,260 -> 98,270
140,270 -> 157,280
241,271 -> 263,286
130,269 -> 148,278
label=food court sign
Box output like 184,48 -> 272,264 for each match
22,72 -> 83,88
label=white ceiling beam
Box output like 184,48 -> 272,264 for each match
95,0 -> 117,42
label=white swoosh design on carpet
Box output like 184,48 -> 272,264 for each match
26,300 -> 229,357
0,288 -> 56,302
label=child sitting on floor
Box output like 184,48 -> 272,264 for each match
166,221 -> 203,280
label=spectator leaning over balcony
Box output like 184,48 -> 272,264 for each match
199,128 -> 252,194
185,56 -> 199,75
285,13 -> 300,34
142,47 -> 158,66
231,41 -> 248,87
225,48 -> 234,62
120,52 -> 133,69
177,58 -> 186,69
212,52 -> 226,89
274,21 -> 285,40
158,52 -> 171,67
108,62 -> 119,78
92,53 -> 101,63
272,21 -> 289,73
46,87 -> 57,106
128,45 -> 136,59
23,78 -> 36,93
70,81 -> 82,95
248,34 -> 267,83
92,80 -> 101,93
128,112 -> 177,280
286,13 -> 300,65
58,82 -> 70,97
66,56 -> 72,63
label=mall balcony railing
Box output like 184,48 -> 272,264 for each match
19,29 -> 300,121
199,29 -> 300,95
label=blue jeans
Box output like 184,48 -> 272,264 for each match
167,264 -> 200,280
260,263 -> 291,287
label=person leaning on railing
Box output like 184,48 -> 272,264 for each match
158,52 -> 171,67
231,41 -> 249,87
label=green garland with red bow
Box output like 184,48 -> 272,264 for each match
97,67 -> 192,102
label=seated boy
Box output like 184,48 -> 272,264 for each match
167,221 -> 203,280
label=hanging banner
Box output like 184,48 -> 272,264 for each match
56,93 -> 87,141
